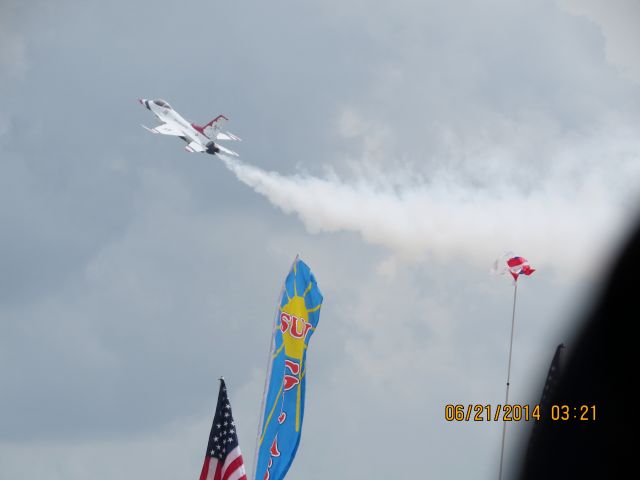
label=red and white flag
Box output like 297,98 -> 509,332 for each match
199,379 -> 247,480
492,252 -> 536,281
507,256 -> 535,280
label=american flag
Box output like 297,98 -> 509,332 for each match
199,379 -> 247,480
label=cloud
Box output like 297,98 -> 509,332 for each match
560,0 -> 640,83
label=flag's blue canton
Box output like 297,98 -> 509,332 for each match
206,380 -> 240,461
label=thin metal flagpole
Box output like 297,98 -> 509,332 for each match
498,280 -> 518,480
251,255 -> 299,480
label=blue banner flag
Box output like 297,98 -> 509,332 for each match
254,257 -> 323,480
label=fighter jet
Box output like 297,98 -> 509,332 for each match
139,98 -> 240,156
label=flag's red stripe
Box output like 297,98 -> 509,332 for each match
221,455 -> 245,480
199,456 -> 210,480
213,460 -> 223,480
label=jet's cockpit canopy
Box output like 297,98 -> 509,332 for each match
154,99 -> 172,109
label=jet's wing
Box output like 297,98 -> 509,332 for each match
142,123 -> 183,136
215,131 -> 242,141
215,143 -> 239,157
185,141 -> 206,153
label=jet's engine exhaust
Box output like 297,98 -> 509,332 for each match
205,141 -> 220,155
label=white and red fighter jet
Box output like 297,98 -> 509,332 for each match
139,98 -> 240,156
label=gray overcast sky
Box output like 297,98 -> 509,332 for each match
1,1 -> 638,478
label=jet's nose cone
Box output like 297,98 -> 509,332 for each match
138,99 -> 150,109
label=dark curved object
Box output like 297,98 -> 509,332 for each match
518,219 -> 637,478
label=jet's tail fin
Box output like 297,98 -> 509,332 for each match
194,115 -> 242,141
201,115 -> 228,139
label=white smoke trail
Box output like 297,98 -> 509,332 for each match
218,147 -> 639,276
